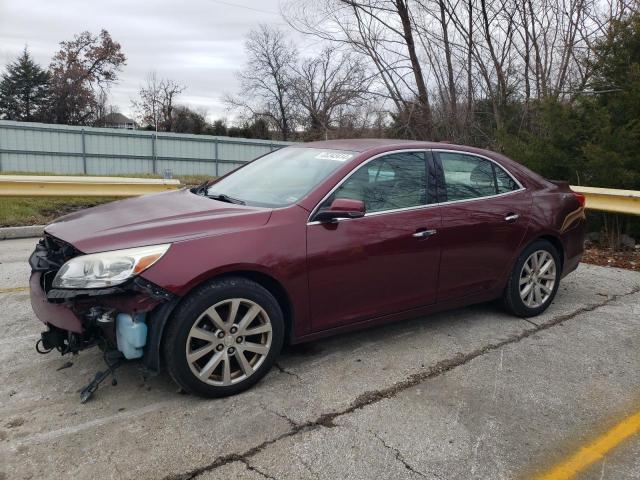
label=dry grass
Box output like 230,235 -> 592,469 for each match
1,197 -> 120,227
0,172 -> 215,227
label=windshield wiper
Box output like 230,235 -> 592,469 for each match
207,193 -> 246,205
192,180 -> 213,196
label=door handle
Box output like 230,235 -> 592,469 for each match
412,229 -> 437,239
504,213 -> 520,223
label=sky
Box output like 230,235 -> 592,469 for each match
0,0 -> 303,122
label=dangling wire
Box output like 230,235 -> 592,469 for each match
35,339 -> 54,354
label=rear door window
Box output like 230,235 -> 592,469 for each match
437,152 -> 519,201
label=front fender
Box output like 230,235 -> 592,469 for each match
143,299 -> 180,373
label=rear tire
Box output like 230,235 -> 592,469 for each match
163,277 -> 284,398
503,239 -> 561,317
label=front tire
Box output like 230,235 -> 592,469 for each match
503,239 -> 561,317
163,277 -> 284,398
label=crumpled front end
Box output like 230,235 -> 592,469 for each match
29,233 -> 175,361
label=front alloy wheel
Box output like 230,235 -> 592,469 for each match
164,277 -> 284,397
186,298 -> 273,386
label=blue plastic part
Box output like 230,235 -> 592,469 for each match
116,313 -> 148,359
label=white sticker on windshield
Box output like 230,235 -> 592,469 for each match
315,152 -> 353,162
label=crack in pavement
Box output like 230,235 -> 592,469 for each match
262,404 -> 299,430
273,411 -> 298,430
163,287 -> 640,480
372,432 -> 429,478
239,459 -> 278,480
273,362 -> 301,380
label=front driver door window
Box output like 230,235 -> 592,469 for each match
307,151 -> 441,331
321,152 -> 427,213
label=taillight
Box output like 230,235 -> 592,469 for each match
572,191 -> 586,208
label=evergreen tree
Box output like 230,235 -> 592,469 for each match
582,12 -> 640,190
499,12 -> 640,191
0,48 -> 51,121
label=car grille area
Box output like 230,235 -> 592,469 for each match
29,234 -> 79,274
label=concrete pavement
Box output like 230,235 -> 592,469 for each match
0,237 -> 639,479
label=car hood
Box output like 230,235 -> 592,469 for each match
45,189 -> 272,253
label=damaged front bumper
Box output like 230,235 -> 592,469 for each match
29,234 -> 178,371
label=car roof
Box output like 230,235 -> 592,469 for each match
301,138 -> 507,161
301,138 -> 507,159
302,138 -> 443,152
297,138 -> 550,189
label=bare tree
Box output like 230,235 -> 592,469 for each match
94,90 -> 121,125
227,25 -> 298,140
285,1 -> 433,137
285,0 -> 633,143
131,72 -> 185,131
293,47 -> 372,139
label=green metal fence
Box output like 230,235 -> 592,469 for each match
0,120 -> 295,177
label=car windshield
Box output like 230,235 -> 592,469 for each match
205,147 -> 355,207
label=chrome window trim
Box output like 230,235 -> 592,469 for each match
307,149 -> 429,225
434,148 -> 525,191
306,148 -> 526,225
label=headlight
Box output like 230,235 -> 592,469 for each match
52,244 -> 171,289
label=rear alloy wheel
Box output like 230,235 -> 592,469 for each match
164,277 -> 284,397
503,240 -> 561,317
518,250 -> 557,309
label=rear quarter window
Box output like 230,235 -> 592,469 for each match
438,152 -> 519,201
495,165 -> 519,193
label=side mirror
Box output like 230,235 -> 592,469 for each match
315,198 -> 366,223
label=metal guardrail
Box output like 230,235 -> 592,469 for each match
1,176 -> 639,217
571,186 -> 640,216
0,175 -> 181,197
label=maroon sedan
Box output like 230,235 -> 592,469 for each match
29,139 -> 586,399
